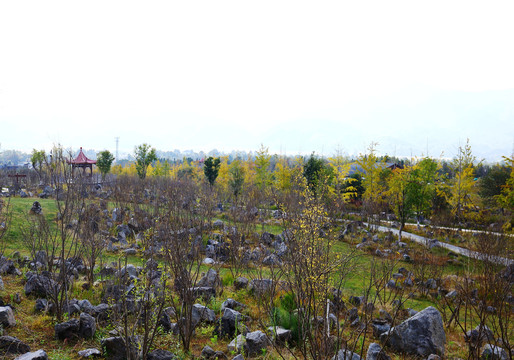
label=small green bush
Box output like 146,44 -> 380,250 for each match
222,273 -> 234,287
271,293 -> 300,342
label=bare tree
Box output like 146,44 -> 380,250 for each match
80,202 -> 107,285
159,177 -> 207,353
107,254 -> 169,360
22,146 -> 86,322
103,177 -> 171,360
268,175 -> 357,359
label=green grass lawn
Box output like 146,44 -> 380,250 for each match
0,196 -> 509,360
2,197 -> 58,257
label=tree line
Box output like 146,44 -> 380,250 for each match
25,141 -> 514,232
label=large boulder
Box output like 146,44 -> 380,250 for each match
228,331 -> 270,356
77,348 -> 102,358
480,344 -> 508,360
248,279 -> 274,295
102,284 -> 134,303
227,334 -> 246,354
371,319 -> 390,338
116,264 -> 138,281
274,242 -> 288,257
101,336 -> 140,360
30,201 -> 43,214
0,258 -> 21,275
79,312 -> 96,339
158,307 -> 177,333
14,350 -> 48,360
233,277 -> 248,290
261,232 -> 274,245
78,299 -> 95,314
200,345 -> 227,359
190,287 -> 216,301
197,269 -> 222,291
349,296 -> 364,307
245,330 -> 270,356
24,273 -> 58,298
215,308 -> 244,338
267,326 -> 292,344
147,349 -> 177,360
213,220 -> 224,229
366,343 -> 391,360
200,345 -> 215,359
117,224 -> 132,239
221,298 -> 245,312
192,304 -> 216,325
465,325 -> 495,346
60,299 -> 81,316
55,318 -> 80,340
34,251 -> 48,268
332,349 -> 362,360
34,299 -> 48,313
262,254 -> 282,266
92,303 -> 111,321
0,306 -> 16,328
380,306 -> 445,357
0,336 -> 31,355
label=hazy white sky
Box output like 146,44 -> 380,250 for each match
1,1 -> 513,161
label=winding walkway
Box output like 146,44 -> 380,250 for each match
369,224 -> 514,266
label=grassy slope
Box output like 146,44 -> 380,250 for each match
0,197 -> 506,359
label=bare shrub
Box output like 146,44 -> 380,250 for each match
22,146 -> 86,322
264,175 -> 357,360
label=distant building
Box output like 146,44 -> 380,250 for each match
67,147 -> 97,177
0,162 -> 30,170
348,162 -> 404,176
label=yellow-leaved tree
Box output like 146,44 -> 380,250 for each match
111,164 -> 123,176
497,155 -> 514,231
124,162 -> 138,177
146,163 -> 155,177
215,156 -> 230,194
278,174 -> 356,359
357,142 -> 386,223
447,139 -> 479,223
328,149 -> 357,214
174,158 -> 201,182
243,158 -> 256,189
386,166 -> 415,240
151,160 -> 171,177
274,156 -> 293,192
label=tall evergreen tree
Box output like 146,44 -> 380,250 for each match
203,156 -> 221,187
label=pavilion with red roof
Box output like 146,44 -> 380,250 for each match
67,147 -> 96,176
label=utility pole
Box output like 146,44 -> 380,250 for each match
115,137 -> 119,163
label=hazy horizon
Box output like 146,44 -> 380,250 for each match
1,2 -> 513,162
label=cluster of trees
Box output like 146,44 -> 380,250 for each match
24,141 -> 514,231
